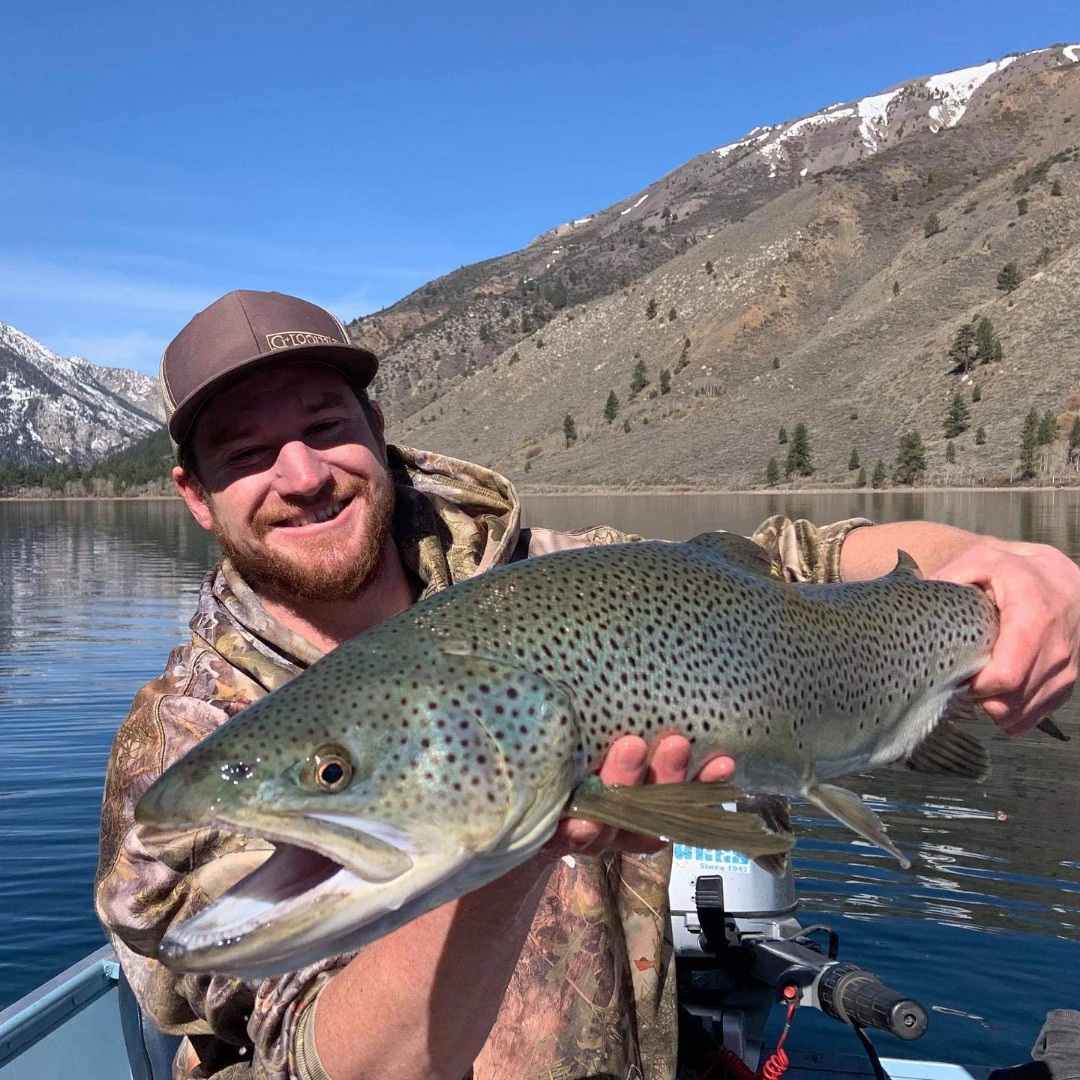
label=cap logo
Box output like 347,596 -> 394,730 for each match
265,330 -> 341,350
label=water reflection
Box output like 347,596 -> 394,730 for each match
0,499 -> 220,1009
2,492 -> 1079,1063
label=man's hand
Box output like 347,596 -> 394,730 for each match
548,735 -> 735,856
934,540 -> 1080,736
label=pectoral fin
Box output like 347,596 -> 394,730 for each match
566,778 -> 794,858
804,782 -> 910,868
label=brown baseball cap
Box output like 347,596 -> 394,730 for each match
160,289 -> 379,446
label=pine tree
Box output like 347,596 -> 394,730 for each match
623,418 -> 631,433
1020,407 -> 1040,477
946,439 -> 956,464
974,317 -> 998,365
976,426 -> 987,445
1017,197 -> 1029,216
563,414 -> 577,448
997,262 -> 1022,293
645,298 -> 658,319
972,384 -> 982,403
630,359 -> 649,395
1038,409 -> 1057,446
923,212 -> 942,238
1052,178 -> 1063,197
871,459 -> 887,488
660,369 -> 672,395
848,447 -> 860,471
856,465 -> 867,487
992,339 -> 1004,364
778,426 -> 788,445
894,430 -> 927,485
668,306 -> 677,321
766,458 -> 780,486
892,280 -> 900,297
948,324 -> 978,374
705,260 -> 714,275
604,390 -> 620,424
785,423 -> 813,477
1069,416 -> 1080,463
944,390 -> 971,438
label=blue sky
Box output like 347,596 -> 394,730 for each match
4,0 -> 1078,374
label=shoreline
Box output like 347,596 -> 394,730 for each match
3,484 -> 1079,502
0,494 -> 180,502
522,484 -> 1080,496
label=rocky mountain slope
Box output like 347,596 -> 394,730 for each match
350,44 -> 1080,487
0,323 -> 164,466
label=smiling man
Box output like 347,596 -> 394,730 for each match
96,290 -> 1080,1080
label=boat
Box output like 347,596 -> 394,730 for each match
0,943 -> 999,1079
0,846 -> 1026,1079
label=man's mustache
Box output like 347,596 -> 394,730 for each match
251,476 -> 370,540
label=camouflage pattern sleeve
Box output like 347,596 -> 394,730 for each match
94,644 -> 351,1080
750,514 -> 875,584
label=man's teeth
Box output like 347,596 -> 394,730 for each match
288,501 -> 346,527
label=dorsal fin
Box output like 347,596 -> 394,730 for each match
686,531 -> 778,578
888,549 -> 923,579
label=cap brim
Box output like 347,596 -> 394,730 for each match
168,342 -> 378,446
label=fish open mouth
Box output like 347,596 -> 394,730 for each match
161,840 -> 367,961
157,813 -> 472,978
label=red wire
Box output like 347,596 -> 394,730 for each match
701,1001 -> 797,1080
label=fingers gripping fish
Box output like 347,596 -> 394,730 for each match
136,532 -> 1002,978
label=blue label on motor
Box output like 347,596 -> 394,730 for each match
673,845 -> 751,870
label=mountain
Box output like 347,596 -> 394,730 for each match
350,44 -> 1080,487
0,323 -> 164,466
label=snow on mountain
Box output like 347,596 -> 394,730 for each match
856,89 -> 901,150
620,193 -> 650,216
705,45 -> 1079,183
925,56 -> 1016,131
0,322 -> 164,466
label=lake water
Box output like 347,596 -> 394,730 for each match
1,491 -> 1078,1069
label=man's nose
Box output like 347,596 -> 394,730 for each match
272,440 -> 332,497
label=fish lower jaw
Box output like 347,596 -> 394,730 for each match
161,843 -> 365,970
159,831 -> 478,978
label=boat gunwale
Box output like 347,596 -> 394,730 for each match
0,944 -> 119,1068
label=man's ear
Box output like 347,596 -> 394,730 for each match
173,466 -> 215,531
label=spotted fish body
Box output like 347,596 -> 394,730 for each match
137,532 -> 998,978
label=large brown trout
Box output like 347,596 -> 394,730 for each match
137,532 -> 1001,977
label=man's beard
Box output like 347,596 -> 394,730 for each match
212,474 -> 396,604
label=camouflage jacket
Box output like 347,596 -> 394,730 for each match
95,445 -> 870,1080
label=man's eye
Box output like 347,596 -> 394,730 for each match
228,447 -> 265,465
307,420 -> 341,437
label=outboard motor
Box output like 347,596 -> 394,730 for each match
669,844 -> 928,1078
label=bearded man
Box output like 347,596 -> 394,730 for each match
96,290 -> 1080,1080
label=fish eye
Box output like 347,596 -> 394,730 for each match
308,744 -> 354,793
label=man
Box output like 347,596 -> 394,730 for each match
96,289 -> 1080,1080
